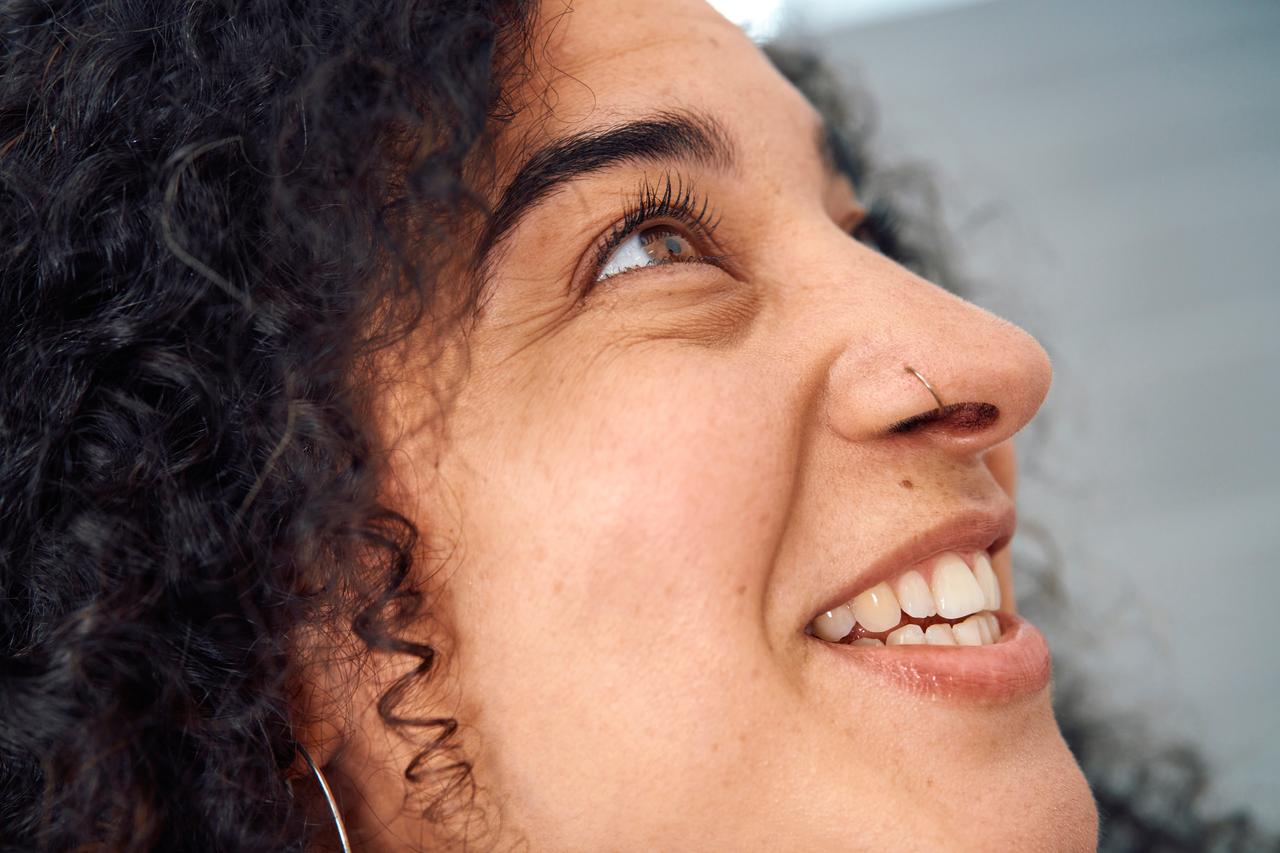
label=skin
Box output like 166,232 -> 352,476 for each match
309,0 -> 1099,849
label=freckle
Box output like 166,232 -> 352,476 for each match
900,479 -> 913,489
553,580 -> 564,594
735,584 -> 747,597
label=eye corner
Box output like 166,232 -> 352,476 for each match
837,201 -> 871,238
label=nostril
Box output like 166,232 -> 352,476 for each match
888,402 -> 1000,435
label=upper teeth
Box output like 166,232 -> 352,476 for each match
808,550 -> 1003,646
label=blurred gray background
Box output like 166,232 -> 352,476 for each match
716,0 -> 1280,832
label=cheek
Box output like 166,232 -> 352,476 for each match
460,352 -> 791,633
434,353 -> 796,810
984,441 -> 1019,602
985,441 -> 1018,499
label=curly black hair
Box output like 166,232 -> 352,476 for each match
1,2 -> 533,849
3,2 -> 1277,850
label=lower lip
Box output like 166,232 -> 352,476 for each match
812,614 -> 1052,702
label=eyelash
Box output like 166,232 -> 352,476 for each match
589,173 -> 724,285
586,176 -> 906,288
850,202 -> 902,259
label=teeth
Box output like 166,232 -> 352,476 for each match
808,550 -> 1008,649
953,614 -> 986,646
886,624 -> 926,645
975,613 -> 995,644
972,552 -> 1002,611
982,612 -> 1002,642
924,623 -> 957,645
812,609 -> 1001,648
811,605 -> 855,642
850,582 -> 902,633
930,553 -> 985,619
893,570 -> 937,619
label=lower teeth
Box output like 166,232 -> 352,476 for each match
841,611 -> 1002,647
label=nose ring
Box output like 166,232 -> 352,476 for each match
904,365 -> 944,411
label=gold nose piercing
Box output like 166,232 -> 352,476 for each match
905,365 -> 944,410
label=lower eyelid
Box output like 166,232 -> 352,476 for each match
594,253 -> 733,290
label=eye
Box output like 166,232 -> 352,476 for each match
596,222 -> 703,282
851,204 -> 900,258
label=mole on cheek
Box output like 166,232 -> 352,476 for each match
899,479 -> 913,489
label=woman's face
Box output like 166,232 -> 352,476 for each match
357,0 -> 1097,848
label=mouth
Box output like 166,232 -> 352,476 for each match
806,549 -> 1004,647
804,513 -> 1052,700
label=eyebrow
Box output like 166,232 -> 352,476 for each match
477,110 -> 737,263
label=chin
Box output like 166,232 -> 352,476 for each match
953,702 -> 1099,852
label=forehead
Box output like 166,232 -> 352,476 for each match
499,0 -> 822,172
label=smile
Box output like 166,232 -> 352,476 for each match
803,532 -> 1054,701
807,550 -> 1003,647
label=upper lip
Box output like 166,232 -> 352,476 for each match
806,503 -> 1017,626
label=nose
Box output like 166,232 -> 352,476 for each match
823,276 -> 1052,457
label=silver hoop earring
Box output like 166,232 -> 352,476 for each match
904,365 -> 944,410
298,744 -> 353,853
